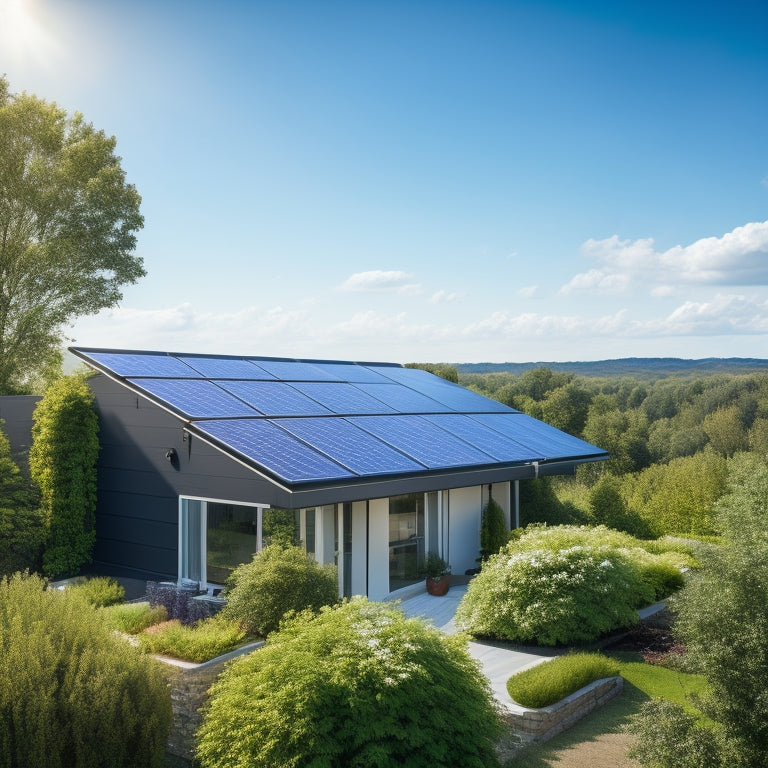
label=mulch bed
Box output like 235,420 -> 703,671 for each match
605,609 -> 686,665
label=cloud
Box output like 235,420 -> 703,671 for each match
516,285 -> 538,298
430,289 -> 459,304
338,270 -> 422,295
561,220 -> 768,295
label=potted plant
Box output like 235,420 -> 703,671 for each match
422,552 -> 451,596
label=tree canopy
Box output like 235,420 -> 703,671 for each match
0,77 -> 145,392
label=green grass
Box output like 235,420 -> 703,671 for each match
138,614 -> 250,663
506,652 -> 709,766
102,601 -> 168,634
508,653 -> 621,708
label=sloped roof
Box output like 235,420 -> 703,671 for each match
70,347 -> 608,491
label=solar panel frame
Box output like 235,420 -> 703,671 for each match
176,356 -> 277,380
218,381 -> 334,416
274,417 -> 427,475
126,378 -> 260,418
194,419 -> 356,483
349,415 -> 497,469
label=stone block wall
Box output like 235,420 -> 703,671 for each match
503,676 -> 624,743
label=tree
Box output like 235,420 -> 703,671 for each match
197,599 -> 503,768
29,375 -> 99,577
0,77 -> 145,392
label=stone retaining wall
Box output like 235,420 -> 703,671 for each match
502,676 -> 624,743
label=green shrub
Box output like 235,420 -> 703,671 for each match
455,543 -> 651,645
102,601 -> 168,634
139,614 -> 248,662
196,599 -> 503,768
0,572 -> 171,768
222,544 -> 338,636
0,507 -> 44,576
626,699 -> 722,768
507,652 -> 620,708
29,375 -> 99,578
480,497 -> 509,560
69,576 -> 126,607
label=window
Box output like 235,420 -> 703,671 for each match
388,493 -> 425,592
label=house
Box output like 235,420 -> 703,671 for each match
69,347 -> 608,600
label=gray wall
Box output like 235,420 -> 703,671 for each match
0,395 -> 40,456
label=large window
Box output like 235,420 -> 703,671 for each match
388,493 -> 425,592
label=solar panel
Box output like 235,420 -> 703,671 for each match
194,419 -> 355,483
291,382 -> 397,415
177,356 -> 276,380
470,413 -> 607,459
365,365 -> 435,386
84,351 -> 198,378
275,418 -> 426,475
253,360 -> 342,381
353,383 -> 448,413
310,362 -> 393,383
422,414 -> 538,462
127,379 -> 259,418
349,415 -> 496,469
413,379 -> 515,413
218,381 -> 333,416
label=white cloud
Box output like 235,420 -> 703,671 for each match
561,220 -> 768,295
338,270 -> 422,295
516,285 -> 538,298
430,289 -> 459,304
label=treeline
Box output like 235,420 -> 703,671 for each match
462,367 -> 768,538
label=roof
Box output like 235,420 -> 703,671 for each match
70,347 -> 608,492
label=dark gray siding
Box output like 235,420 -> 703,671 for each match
90,375 -> 283,579
0,395 -> 40,456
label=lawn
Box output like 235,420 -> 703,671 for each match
505,652 -> 709,767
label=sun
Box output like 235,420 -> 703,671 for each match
0,0 -> 57,69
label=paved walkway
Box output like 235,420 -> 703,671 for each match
399,584 -> 560,710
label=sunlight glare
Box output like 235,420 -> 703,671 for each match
0,0 -> 59,70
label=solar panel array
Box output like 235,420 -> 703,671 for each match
72,347 -> 607,486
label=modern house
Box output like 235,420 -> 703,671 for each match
70,347 -> 608,600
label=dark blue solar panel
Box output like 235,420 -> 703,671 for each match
414,379 -> 515,413
310,362 -> 393,383
275,418 -> 426,475
254,360 -> 342,381
85,351 -> 198,377
349,415 -> 496,469
365,365 -> 436,386
177,356 -> 277,380
470,413 -> 607,459
422,414 -> 537,462
127,379 -> 259,418
291,383 -> 396,415
354,383 -> 448,413
219,381 -> 332,416
195,419 -> 355,483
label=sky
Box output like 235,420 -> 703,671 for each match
2,0 -> 767,364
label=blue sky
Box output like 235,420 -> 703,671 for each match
2,0 -> 767,363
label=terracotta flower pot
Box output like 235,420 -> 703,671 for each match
425,575 -> 450,596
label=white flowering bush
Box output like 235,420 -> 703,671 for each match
455,542 -> 653,645
197,598 -> 503,768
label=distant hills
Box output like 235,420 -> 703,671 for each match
454,358 -> 768,380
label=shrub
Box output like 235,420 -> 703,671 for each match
0,572 -> 171,768
146,581 -> 211,625
69,576 -> 126,607
29,375 -> 99,578
196,599 -> 503,768
222,544 -> 338,636
455,543 -> 650,645
0,506 -> 44,576
102,601 -> 168,635
507,652 -> 620,708
139,614 -> 248,662
480,497 -> 509,560
626,699 -> 722,768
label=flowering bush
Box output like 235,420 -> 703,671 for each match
455,543 -> 652,645
197,599 -> 503,768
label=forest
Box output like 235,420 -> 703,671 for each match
458,365 -> 768,539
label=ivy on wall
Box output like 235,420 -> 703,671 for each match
29,375 -> 99,578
